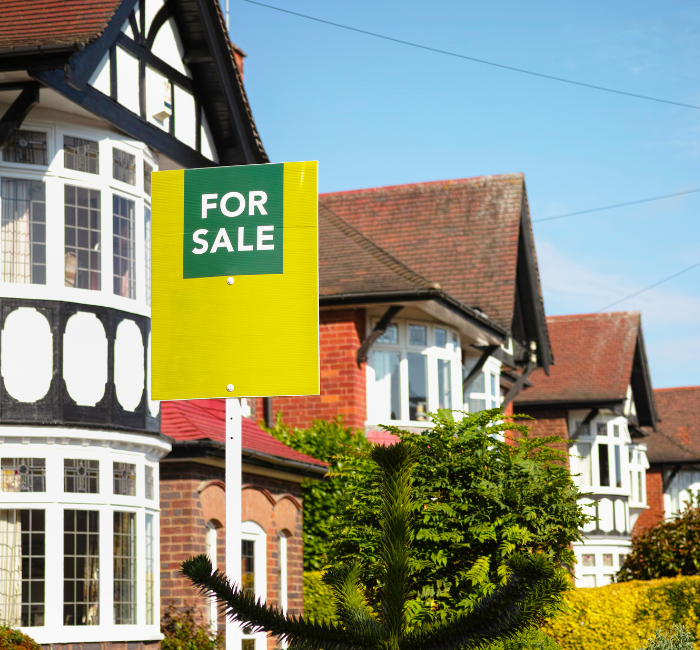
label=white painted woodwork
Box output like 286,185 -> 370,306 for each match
114,319 -> 145,411
200,113 -> 218,162
174,86 -> 196,149
597,498 -> 614,533
145,65 -> 170,131
1,307 -> 53,403
147,331 -> 159,417
88,52 -> 111,96
152,18 -> 189,77
63,312 -> 109,406
116,46 -> 140,114
614,499 -> 627,533
144,0 -> 165,39
580,498 -> 596,533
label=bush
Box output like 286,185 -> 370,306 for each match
543,576 -> 700,650
619,500 -> 700,581
637,625 -> 695,650
302,571 -> 337,623
161,604 -> 223,650
0,626 -> 40,650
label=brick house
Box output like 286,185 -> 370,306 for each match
513,311 -> 658,588
254,174 -> 553,440
159,399 -> 326,650
635,386 -> 700,534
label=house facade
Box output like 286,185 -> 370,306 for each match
634,386 -> 700,534
254,175 -> 553,438
514,312 -> 657,588
0,1 -> 309,648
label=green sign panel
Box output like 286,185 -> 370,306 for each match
183,163 -> 284,279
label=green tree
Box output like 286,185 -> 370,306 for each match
618,497 -> 700,581
329,409 -> 590,626
161,604 -> 223,650
182,442 -> 570,650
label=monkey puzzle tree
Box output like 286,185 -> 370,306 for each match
182,441 -> 569,650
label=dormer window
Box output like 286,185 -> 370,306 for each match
3,130 -> 47,165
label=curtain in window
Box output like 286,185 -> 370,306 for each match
0,510 -> 22,626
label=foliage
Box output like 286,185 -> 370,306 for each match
182,441 -> 570,650
267,416 -> 372,571
543,575 -> 700,650
637,625 -> 695,650
488,629 -> 561,650
328,409 -> 589,625
304,571 -> 338,623
0,626 -> 39,650
161,603 -> 224,650
619,497 -> 700,581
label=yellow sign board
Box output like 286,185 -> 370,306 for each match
151,161 -> 319,400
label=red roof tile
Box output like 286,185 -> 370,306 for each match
645,387 -> 700,463
161,399 -> 327,469
320,173 -> 536,330
0,0 -> 122,49
515,312 -> 640,404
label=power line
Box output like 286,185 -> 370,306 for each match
533,187 -> 700,223
243,0 -> 700,111
596,261 -> 700,312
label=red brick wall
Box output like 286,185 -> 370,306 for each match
515,408 -> 570,468
255,309 -> 367,430
634,467 -> 665,536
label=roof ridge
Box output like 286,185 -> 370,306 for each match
319,201 -> 438,291
546,311 -> 640,321
655,386 -> 700,393
319,173 -> 524,198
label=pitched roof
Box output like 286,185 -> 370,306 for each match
645,387 -> 700,464
515,312 -> 641,405
161,399 -> 327,471
320,173 -> 538,331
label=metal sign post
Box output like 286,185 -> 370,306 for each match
225,398 -> 242,650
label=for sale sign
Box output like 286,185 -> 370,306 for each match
151,161 -> 319,401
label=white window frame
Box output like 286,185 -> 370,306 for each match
366,318 -> 462,426
463,356 -> 502,413
241,521 -> 267,650
205,522 -> 218,631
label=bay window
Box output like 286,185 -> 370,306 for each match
368,319 -> 461,424
463,358 -> 501,412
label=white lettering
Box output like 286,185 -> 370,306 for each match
192,229 -> 209,254
238,227 -> 253,251
220,191 -> 245,217
249,191 -> 268,215
201,194 -> 217,219
257,225 -> 274,250
211,227 -> 234,253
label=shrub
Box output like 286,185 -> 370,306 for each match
161,604 -> 223,650
637,625 -> 695,650
543,576 -> 700,650
619,500 -> 700,581
0,626 -> 40,650
303,571 -> 337,623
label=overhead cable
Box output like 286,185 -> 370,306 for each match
243,0 -> 700,111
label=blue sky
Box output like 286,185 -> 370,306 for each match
226,0 -> 700,389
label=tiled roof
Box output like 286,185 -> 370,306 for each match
161,399 -> 327,469
0,0 -> 122,48
320,174 -> 536,330
645,387 -> 700,464
515,312 -> 640,404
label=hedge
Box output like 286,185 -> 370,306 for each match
543,576 -> 700,650
303,571 -> 337,623
0,626 -> 40,650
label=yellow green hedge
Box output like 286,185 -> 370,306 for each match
303,571 -> 337,623
544,576 -> 700,650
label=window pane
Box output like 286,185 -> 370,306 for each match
468,398 -> 486,413
376,323 -> 397,344
64,510 -> 99,626
113,195 -> 136,298
113,463 -> 136,496
619,554 -> 626,567
582,554 -> 595,567
407,353 -> 427,421
597,422 -> 608,436
64,459 -> 99,494
408,325 -> 426,347
145,466 -> 154,501
574,421 -> 589,437
242,540 -> 255,597
630,471 -> 634,500
64,137 -> 99,174
65,185 -> 101,290
580,575 -> 596,588
638,471 -> 644,503
470,370 -> 485,394
373,351 -> 400,421
144,206 -> 151,306
144,162 -> 152,196
1,458 -> 45,493
599,444 -> 610,487
437,359 -> 452,410
613,424 -> 620,438
4,131 -> 47,165
145,514 -> 154,625
113,512 -> 136,624
602,554 -> 613,567
574,443 -> 592,487
0,509 -> 45,627
1,179 -> 46,284
434,328 -> 447,348
490,373 -> 497,398
614,446 -> 622,488
112,148 -> 136,185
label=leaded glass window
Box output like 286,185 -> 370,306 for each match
112,148 -> 136,185
63,510 -> 99,625
0,509 -> 45,627
64,459 -> 99,494
145,465 -> 154,500
241,539 -> 255,596
64,136 -> 99,174
113,195 -> 135,298
3,130 -> 47,165
144,162 -> 152,196
64,185 -> 101,290
145,514 -> 155,625
1,179 -> 46,284
113,512 -> 136,624
113,463 -> 136,497
0,458 -> 45,492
